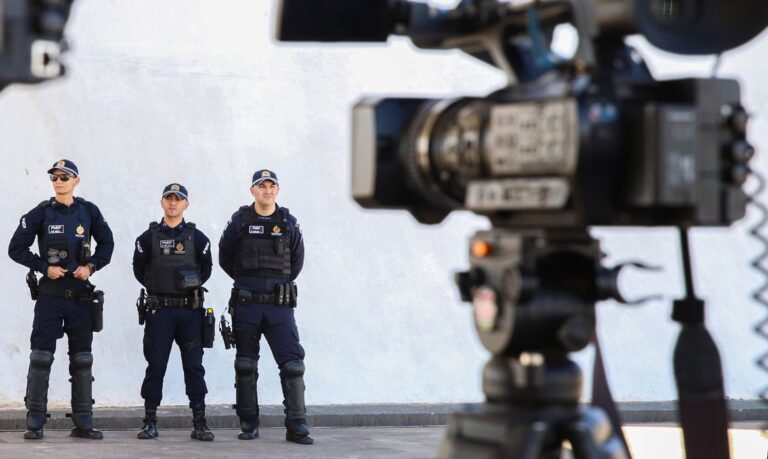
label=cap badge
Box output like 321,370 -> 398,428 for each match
171,184 -> 180,191
56,160 -> 65,167
262,171 -> 271,177
76,225 -> 85,235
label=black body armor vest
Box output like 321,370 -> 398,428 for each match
233,207 -> 291,279
144,222 -> 200,296
38,197 -> 92,272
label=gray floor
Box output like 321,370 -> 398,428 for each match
0,427 -> 445,459
0,424 -> 764,459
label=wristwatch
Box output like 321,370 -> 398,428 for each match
87,262 -> 96,274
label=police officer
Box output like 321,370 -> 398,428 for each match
219,169 -> 312,445
133,183 -> 215,441
8,160 -> 114,440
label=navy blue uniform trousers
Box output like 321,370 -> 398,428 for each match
141,308 -> 207,408
233,303 -> 305,367
31,294 -> 92,354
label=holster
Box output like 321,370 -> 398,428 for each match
27,269 -> 40,301
90,290 -> 104,333
202,308 -> 215,348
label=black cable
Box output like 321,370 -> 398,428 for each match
749,171 -> 768,430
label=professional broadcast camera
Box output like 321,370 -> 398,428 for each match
278,1 -> 768,457
0,0 -> 74,91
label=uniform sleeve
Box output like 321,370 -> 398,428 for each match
132,230 -> 151,286
196,230 -> 213,284
8,205 -> 48,274
88,203 -> 115,271
218,213 -> 239,280
289,217 -> 304,281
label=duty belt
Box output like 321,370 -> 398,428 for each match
234,289 -> 277,305
147,296 -> 196,309
39,282 -> 92,301
232,283 -> 297,307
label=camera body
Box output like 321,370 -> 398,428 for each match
352,75 -> 751,228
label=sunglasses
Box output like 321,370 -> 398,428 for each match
49,174 -> 73,182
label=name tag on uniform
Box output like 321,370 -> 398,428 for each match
249,225 -> 264,234
159,240 -> 175,249
48,225 -> 64,234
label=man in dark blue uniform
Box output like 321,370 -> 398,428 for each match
8,159 -> 114,440
133,183 -> 215,441
219,169 -> 312,445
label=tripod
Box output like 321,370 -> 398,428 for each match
441,229 -> 629,459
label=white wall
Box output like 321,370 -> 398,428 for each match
0,0 -> 765,409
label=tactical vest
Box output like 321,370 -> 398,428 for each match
144,222 -> 200,296
38,198 -> 92,272
233,207 -> 291,279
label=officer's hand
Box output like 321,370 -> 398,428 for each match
47,266 -> 68,280
72,265 -> 90,281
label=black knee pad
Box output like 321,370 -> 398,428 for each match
235,357 -> 258,374
282,360 -> 305,377
30,350 -> 54,369
70,352 -> 93,369
25,350 -> 54,414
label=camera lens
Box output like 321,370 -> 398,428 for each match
650,0 -> 700,24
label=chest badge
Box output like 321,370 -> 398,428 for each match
272,225 -> 282,236
76,225 -> 85,235
176,242 -> 185,252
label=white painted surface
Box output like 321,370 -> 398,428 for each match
0,1 -> 765,408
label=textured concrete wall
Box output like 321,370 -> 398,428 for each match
0,1 -> 765,409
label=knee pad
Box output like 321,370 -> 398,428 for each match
235,357 -> 258,374
30,350 -> 54,369
70,352 -> 93,369
282,360 -> 305,377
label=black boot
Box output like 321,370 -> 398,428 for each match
69,352 -> 103,440
190,405 -> 215,441
24,350 -> 53,440
234,357 -> 260,440
238,418 -> 259,440
137,408 -> 159,439
24,411 -> 46,440
281,360 -> 313,445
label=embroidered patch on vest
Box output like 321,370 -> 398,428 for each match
249,225 -> 264,234
48,225 -> 64,234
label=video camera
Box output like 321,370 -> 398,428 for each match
278,1 -> 768,458
0,0 -> 75,91
279,0 -> 763,229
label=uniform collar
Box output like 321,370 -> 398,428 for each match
160,218 -> 186,231
252,203 -> 279,219
50,197 -> 78,208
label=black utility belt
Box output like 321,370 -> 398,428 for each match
231,282 -> 297,308
39,283 -> 95,302
233,290 -> 278,305
147,296 -> 199,309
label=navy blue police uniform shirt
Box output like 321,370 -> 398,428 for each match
132,219 -> 213,289
218,204 -> 304,293
8,198 -> 114,276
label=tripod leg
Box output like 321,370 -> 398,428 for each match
565,406 -> 630,459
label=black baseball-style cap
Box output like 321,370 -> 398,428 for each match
162,183 -> 189,200
47,159 -> 79,177
251,169 -> 279,187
